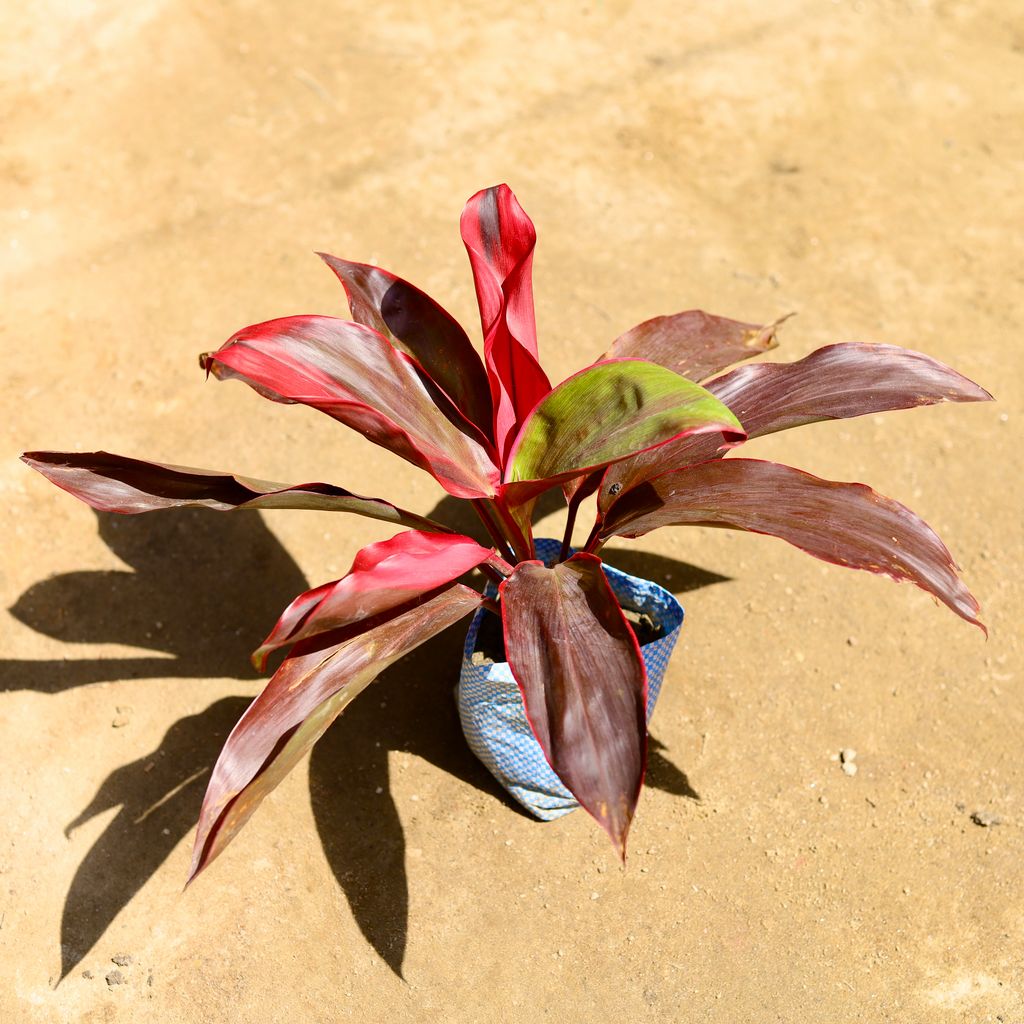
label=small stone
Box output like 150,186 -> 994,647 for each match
111,706 -> 133,729
819,795 -> 829,807
955,801 -> 966,812
590,892 -> 600,900
970,809 -> 1002,827
840,748 -> 857,763
81,970 -> 93,980
111,954 -> 132,967
841,761 -> 858,776
105,969 -> 126,987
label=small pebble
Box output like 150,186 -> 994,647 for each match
105,969 -> 126,987
840,748 -> 857,764
111,954 -> 132,967
590,892 -> 600,900
841,761 -> 858,776
111,706 -> 133,729
970,809 -> 1002,827
81,970 -> 93,980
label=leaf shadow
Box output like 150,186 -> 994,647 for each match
3,509 -> 308,693
59,696 -> 249,981
12,501 -> 721,984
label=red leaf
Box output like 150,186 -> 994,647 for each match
317,253 -> 493,436
597,343 -> 994,517
602,310 -> 785,381
500,554 -> 647,858
600,458 -> 985,630
21,451 -> 445,530
188,584 -> 483,881
253,530 -> 496,670
461,185 -> 552,463
200,315 -> 500,499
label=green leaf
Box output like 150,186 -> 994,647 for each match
505,359 -> 744,486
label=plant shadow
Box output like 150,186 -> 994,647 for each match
59,696 -> 249,981
8,503 -> 720,982
3,509 -> 308,693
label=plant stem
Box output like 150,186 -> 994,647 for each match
487,497 -> 532,562
472,499 -> 515,563
558,488 -> 586,562
479,562 -> 507,587
582,520 -> 603,554
481,595 -> 501,616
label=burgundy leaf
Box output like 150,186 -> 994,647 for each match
317,253 -> 493,435
461,185 -> 552,463
707,343 -> 993,439
21,451 -> 444,531
253,530 -> 497,670
500,554 -> 647,858
600,458 -> 984,630
597,343 -> 993,517
200,315 -> 499,499
188,584 -> 483,882
596,432 -> 735,518
602,310 -> 785,382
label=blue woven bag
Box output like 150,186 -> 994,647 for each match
457,539 -> 685,820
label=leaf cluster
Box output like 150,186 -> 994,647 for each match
23,185 -> 991,869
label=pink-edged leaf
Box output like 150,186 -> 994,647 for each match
706,342 -> 994,438
253,530 -> 496,670
600,458 -> 984,630
201,315 -> 499,499
501,358 -> 744,505
21,450 -> 444,531
500,554 -> 647,858
317,253 -> 493,436
602,310 -> 785,382
597,343 -> 994,516
461,184 -> 552,463
188,583 -> 483,882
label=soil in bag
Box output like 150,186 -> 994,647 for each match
471,606 -> 664,667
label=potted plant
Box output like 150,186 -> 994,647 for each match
23,184 -> 990,873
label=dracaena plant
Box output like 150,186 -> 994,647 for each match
23,184 -> 990,871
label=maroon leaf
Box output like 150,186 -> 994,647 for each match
253,530 -> 497,670
461,185 -> 552,463
600,458 -> 984,630
500,554 -> 647,858
188,583 -> 483,881
706,342 -> 993,439
201,315 -> 500,499
317,253 -> 493,435
601,310 -> 785,382
21,451 -> 444,531
597,343 -> 994,517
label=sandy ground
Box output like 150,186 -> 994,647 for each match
2,1 -> 1022,1021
